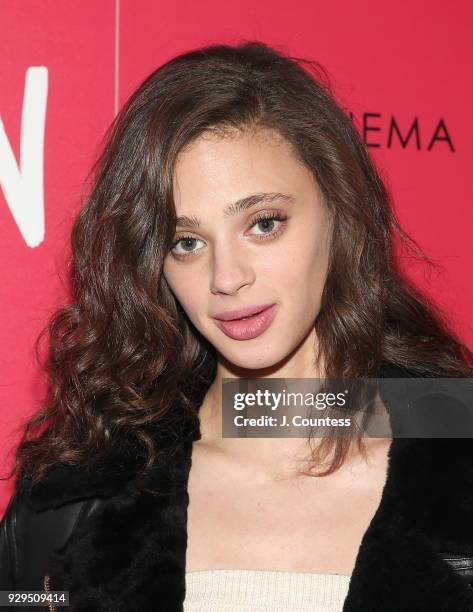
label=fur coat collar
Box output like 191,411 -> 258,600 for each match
17,363 -> 473,611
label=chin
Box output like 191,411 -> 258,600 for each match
218,344 -> 286,373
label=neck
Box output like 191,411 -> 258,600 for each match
195,360 -> 389,483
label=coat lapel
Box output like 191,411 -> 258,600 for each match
344,438 -> 473,611
17,364 -> 473,611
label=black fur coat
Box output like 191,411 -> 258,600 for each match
15,364 -> 473,611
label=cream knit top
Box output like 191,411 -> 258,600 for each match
183,569 -> 351,611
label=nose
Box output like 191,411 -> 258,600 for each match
210,238 -> 256,295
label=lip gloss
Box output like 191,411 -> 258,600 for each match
214,304 -> 277,340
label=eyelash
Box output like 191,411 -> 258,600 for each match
170,211 -> 288,259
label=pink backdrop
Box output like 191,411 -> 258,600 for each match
1,0 -> 472,515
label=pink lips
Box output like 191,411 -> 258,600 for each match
213,303 -> 275,321
213,304 -> 277,340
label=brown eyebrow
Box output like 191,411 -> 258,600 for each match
175,192 -> 295,229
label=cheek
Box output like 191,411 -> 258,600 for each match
163,265 -> 201,315
266,239 -> 328,284
270,241 -> 329,311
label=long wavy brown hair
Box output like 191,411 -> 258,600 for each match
5,41 -> 473,491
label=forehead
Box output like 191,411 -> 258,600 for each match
172,127 -> 317,213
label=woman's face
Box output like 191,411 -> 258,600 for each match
163,127 -> 333,375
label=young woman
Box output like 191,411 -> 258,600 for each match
1,41 -> 473,612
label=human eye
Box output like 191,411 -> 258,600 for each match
169,210 -> 288,260
248,210 -> 288,241
170,235 -> 205,259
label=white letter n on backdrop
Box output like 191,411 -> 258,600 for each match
0,67 -> 48,248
